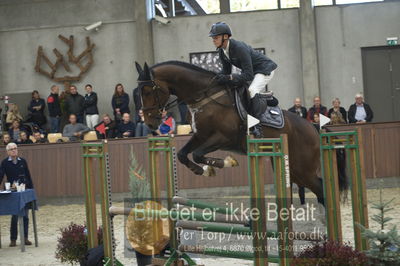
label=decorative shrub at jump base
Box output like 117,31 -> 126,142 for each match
291,240 -> 368,266
128,147 -> 150,201
55,223 -> 103,265
358,186 -> 400,266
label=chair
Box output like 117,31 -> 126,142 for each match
47,133 -> 65,143
83,131 -> 98,141
177,125 -> 192,135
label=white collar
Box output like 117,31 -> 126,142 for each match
8,157 -> 21,161
223,40 -> 230,57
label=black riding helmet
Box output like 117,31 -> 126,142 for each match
209,22 -> 232,37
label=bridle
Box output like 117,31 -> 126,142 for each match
137,79 -> 178,119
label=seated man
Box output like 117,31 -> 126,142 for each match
307,96 -> 328,122
32,131 -> 48,144
348,93 -> 373,124
63,114 -> 90,141
0,143 -> 34,247
17,131 -> 33,145
288,97 -> 307,118
156,110 -> 175,136
116,113 -> 135,138
95,114 -> 117,139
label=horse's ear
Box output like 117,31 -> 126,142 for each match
143,62 -> 151,80
135,61 -> 143,75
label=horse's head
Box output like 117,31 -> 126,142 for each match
135,62 -> 171,130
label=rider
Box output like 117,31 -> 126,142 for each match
209,22 -> 277,137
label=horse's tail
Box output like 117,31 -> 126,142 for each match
324,127 -> 349,197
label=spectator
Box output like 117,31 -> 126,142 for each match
307,96 -> 328,122
65,85 -> 85,124
83,84 -> 99,130
2,133 -> 11,146
328,98 -> 347,125
288,97 -> 307,118
63,114 -> 90,141
156,110 -> 176,136
348,93 -> 373,124
112,83 -> 130,123
312,113 -> 320,133
27,90 -> 46,128
32,132 -> 48,144
6,103 -> 23,129
132,86 -> 142,123
18,131 -> 33,145
135,109 -> 151,137
47,85 -> 62,133
95,114 -> 117,139
116,113 -> 135,138
8,120 -> 25,143
0,143 -> 34,247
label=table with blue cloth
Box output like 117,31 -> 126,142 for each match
0,189 -> 38,252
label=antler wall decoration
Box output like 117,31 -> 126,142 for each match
35,35 -> 95,90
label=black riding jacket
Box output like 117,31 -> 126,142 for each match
218,39 -> 277,86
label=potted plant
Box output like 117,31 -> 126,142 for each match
291,240 -> 369,265
55,223 -> 102,265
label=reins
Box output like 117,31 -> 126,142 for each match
138,75 -> 233,114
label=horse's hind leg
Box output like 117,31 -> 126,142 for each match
177,136 -> 206,176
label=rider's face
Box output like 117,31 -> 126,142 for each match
212,35 -> 224,48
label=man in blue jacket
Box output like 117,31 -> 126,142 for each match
0,143 -> 34,247
209,22 -> 278,137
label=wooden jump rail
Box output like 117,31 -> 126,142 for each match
320,128 -> 369,251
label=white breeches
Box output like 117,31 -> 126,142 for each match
248,71 -> 275,98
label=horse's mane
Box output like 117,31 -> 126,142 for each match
151,60 -> 216,76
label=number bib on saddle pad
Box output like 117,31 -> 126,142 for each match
259,106 -> 285,129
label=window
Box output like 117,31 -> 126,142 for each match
280,0 -> 300,8
196,0 -> 220,14
230,0 -> 278,12
313,0 -> 333,6
335,0 -> 383,4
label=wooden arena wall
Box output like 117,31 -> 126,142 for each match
1,121 -> 398,198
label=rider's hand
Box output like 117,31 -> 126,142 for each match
215,74 -> 231,85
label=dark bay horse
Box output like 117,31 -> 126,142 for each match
135,61 -> 347,205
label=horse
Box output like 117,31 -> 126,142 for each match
135,61 -> 348,205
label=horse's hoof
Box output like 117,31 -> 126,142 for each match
202,165 -> 216,177
224,156 -> 239,167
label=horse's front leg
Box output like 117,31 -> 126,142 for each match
191,136 -> 239,177
177,135 -> 205,176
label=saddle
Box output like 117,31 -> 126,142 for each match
234,87 -> 285,129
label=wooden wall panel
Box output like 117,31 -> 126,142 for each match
0,121 -> 397,198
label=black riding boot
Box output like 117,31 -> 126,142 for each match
249,93 -> 269,138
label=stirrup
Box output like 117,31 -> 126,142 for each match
251,124 -> 263,138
